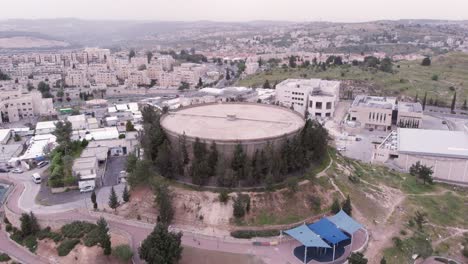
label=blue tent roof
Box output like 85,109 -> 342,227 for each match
328,210 -> 363,234
284,224 -> 331,248
307,218 -> 349,245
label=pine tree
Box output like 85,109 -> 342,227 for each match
233,196 -> 245,218
154,183 -> 174,225
342,195 -> 352,216
179,133 -> 189,165
263,79 -> 271,89
331,198 -> 341,214
231,144 -> 247,180
108,186 -> 119,211
122,185 -> 130,203
463,99 -> 467,110
380,257 -> 387,264
139,224 -> 183,264
97,217 -> 111,255
207,141 -> 218,176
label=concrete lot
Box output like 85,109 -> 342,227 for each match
161,104 -> 305,141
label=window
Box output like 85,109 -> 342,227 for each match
315,102 -> 322,109
325,113 -> 331,117
309,101 -> 313,107
326,102 -> 332,109
315,113 -> 322,117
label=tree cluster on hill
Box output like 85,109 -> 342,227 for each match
139,107 -> 328,187
162,49 -> 207,63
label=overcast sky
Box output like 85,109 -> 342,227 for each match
2,0 -> 468,22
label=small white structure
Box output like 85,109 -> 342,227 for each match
0,129 -> 12,144
35,121 -> 57,135
67,114 -> 87,130
72,156 -> 97,178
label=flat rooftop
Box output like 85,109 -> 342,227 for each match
398,128 -> 468,159
398,102 -> 423,113
352,95 -> 396,109
161,103 -> 305,141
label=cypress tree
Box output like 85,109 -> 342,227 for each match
108,186 -> 119,211
422,92 -> 427,110
331,198 -> 341,214
451,92 -> 457,113
122,184 -> 130,203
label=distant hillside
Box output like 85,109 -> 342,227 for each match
238,52 -> 468,106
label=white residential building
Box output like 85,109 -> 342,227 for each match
276,79 -> 340,118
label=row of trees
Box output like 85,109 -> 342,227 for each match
140,106 -> 329,187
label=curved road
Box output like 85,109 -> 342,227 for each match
0,170 -> 303,264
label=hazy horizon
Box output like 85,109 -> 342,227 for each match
2,0 -> 468,22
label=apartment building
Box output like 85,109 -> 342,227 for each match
276,79 -> 340,118
94,71 -> 118,86
0,87 -> 54,123
65,70 -> 88,87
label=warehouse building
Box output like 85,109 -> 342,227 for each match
372,128 -> 468,185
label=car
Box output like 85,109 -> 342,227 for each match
11,168 -> 23,174
80,185 -> 95,193
337,147 -> 346,151
0,168 -> 10,173
442,120 -> 447,125
37,161 -> 49,168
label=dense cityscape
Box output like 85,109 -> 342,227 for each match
0,4 -> 467,264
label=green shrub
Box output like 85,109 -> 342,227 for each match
61,221 -> 96,238
3,217 -> 10,225
83,228 -> 101,247
23,235 -> 37,252
230,229 -> 280,239
10,230 -> 23,244
37,227 -> 63,243
218,190 -> 229,204
57,239 -> 80,256
112,244 -> 133,262
5,224 -> 12,232
0,253 -> 11,262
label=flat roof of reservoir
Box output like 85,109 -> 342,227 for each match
160,103 -> 305,141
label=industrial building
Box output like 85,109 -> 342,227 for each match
276,79 -> 340,118
348,96 -> 423,131
373,128 -> 468,185
160,103 -> 305,157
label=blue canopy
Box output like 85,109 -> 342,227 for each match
284,224 -> 331,248
307,218 -> 349,245
327,210 -> 363,235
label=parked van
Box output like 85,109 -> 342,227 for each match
31,173 -> 41,184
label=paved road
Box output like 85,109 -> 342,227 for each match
0,168 -> 323,264
103,156 -> 126,186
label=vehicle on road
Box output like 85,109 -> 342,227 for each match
79,180 -> 96,193
0,168 -> 10,173
337,146 -> 346,151
11,168 -> 23,174
31,173 -> 42,184
119,170 -> 128,184
37,161 -> 49,168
